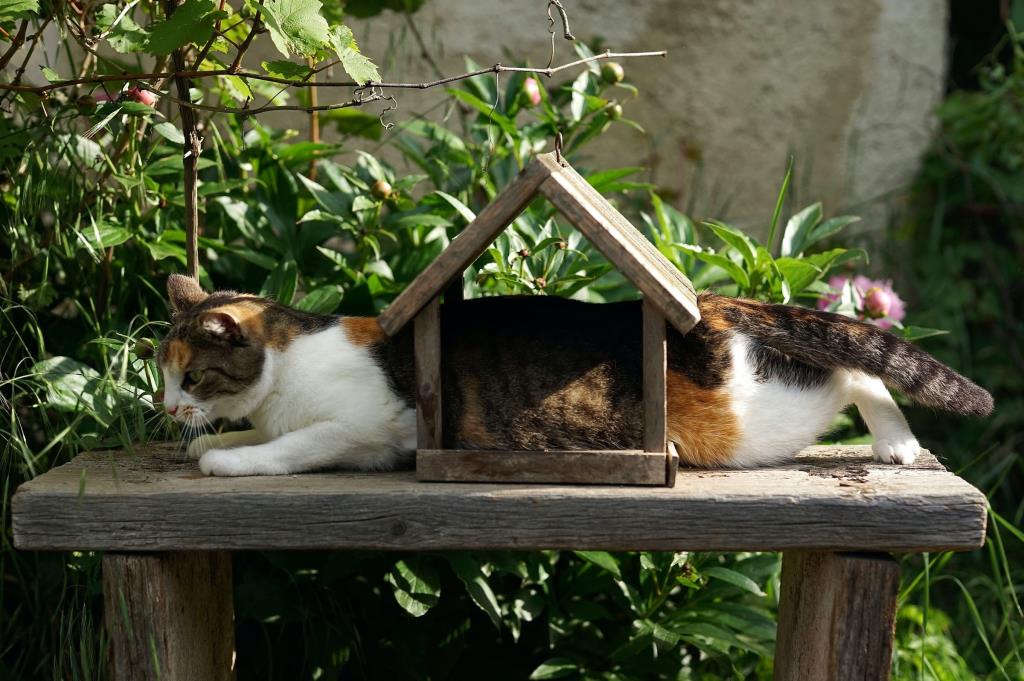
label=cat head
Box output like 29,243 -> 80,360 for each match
157,274 -> 275,425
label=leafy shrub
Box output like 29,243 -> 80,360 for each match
1,2 -> 1021,680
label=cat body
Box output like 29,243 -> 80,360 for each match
157,275 -> 992,476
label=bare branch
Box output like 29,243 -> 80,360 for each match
0,49 -> 667,95
163,0 -> 201,279
0,20 -> 29,72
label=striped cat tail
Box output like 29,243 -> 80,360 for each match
701,294 -> 994,417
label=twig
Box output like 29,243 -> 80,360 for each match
0,21 -> 28,72
163,0 -> 201,279
404,13 -> 445,79
307,56 -> 318,180
1,49 -> 667,94
230,3 -> 263,72
136,81 -> 383,114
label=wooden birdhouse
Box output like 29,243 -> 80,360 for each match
377,152 -> 701,486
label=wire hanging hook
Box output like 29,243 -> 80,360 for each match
377,90 -> 398,131
554,130 -> 565,166
546,0 -> 576,70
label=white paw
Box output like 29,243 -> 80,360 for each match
187,435 -> 218,460
199,449 -> 251,476
872,436 -> 920,465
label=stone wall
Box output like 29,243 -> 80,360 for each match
347,0 -> 948,237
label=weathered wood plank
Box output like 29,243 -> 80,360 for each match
775,551 -> 899,681
104,551 -> 234,681
538,162 -> 700,334
414,298 -> 442,449
416,449 -> 668,485
12,445 -> 987,552
642,300 -> 667,454
377,155 -> 557,336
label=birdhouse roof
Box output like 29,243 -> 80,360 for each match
377,152 -> 701,336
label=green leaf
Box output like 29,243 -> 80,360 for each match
79,222 -> 132,250
325,108 -> 383,140
58,134 -> 105,170
297,173 -> 349,214
329,25 -> 380,85
900,326 -> 950,342
261,59 -> 313,80
152,121 -> 185,145
433,190 -> 476,224
0,0 -> 38,22
146,0 -> 218,56
447,89 -> 517,137
780,202 -> 823,257
144,240 -> 186,263
384,559 -> 441,617
573,551 -> 622,578
447,554 -> 502,628
586,166 -> 643,193
40,66 -> 61,82
294,285 -> 343,313
145,153 -> 216,176
703,566 -> 765,596
529,658 -> 578,680
31,357 -> 122,426
766,155 -> 794,253
97,3 -> 149,53
693,251 -> 750,288
251,0 -> 330,58
774,257 -> 822,295
806,214 -> 860,250
703,220 -> 756,269
261,260 -> 298,304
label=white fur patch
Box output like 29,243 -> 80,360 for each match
722,336 -> 848,467
195,325 -> 415,476
721,335 -> 919,467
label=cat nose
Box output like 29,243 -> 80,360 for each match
166,405 -> 178,416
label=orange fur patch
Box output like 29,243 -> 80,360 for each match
697,295 -> 737,332
666,369 -> 740,467
165,339 -> 193,370
341,317 -> 385,346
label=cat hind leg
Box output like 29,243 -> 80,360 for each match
847,372 -> 920,465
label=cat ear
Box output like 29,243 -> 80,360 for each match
198,310 -> 242,341
167,274 -> 208,314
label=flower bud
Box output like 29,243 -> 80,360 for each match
600,62 -> 625,84
371,179 -> 392,199
863,286 -> 892,318
523,77 -> 542,107
127,86 -> 157,107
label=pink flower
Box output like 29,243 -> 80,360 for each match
126,86 -> 157,107
817,275 -> 847,311
863,287 -> 891,317
820,275 -> 905,329
523,77 -> 542,107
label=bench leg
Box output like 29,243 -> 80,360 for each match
774,551 -> 899,681
103,551 -> 235,680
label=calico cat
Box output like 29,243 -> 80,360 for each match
157,274 -> 993,477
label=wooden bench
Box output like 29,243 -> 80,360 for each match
12,444 -> 986,680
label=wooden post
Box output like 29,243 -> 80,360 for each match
103,551 -> 234,681
775,551 -> 899,681
642,299 -> 667,454
642,299 -> 677,485
415,297 -> 443,449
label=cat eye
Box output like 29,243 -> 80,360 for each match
184,369 -> 204,386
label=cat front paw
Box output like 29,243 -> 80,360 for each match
199,449 -> 250,476
872,436 -> 920,465
187,434 -> 218,460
